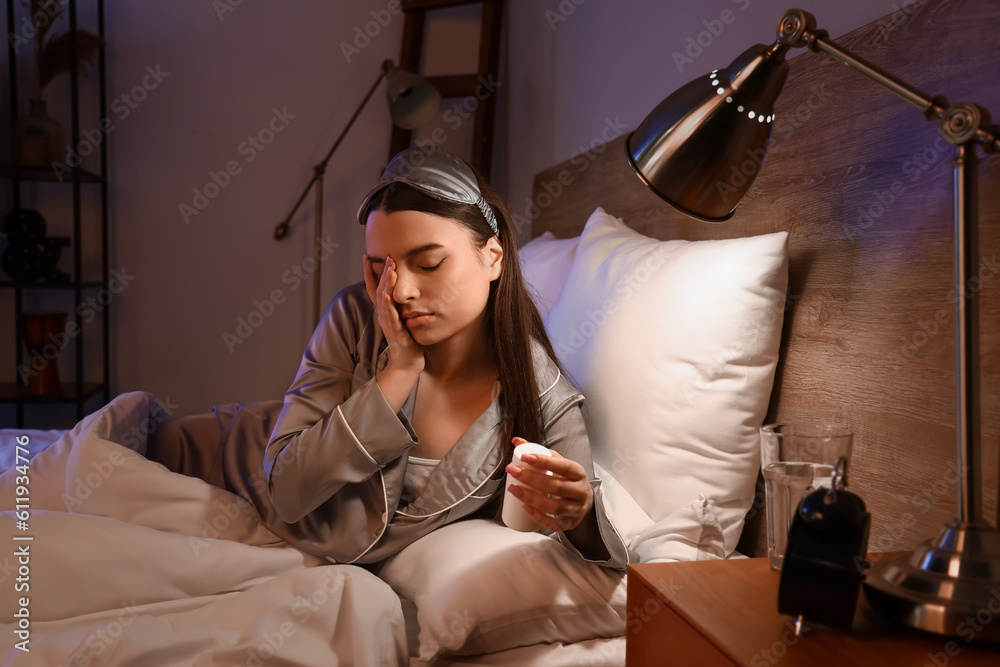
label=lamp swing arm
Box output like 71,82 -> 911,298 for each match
776,9 -> 999,525
626,7 -> 1000,634
774,9 -> 1000,155
274,59 -> 395,240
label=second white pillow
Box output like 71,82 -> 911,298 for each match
543,207 -> 788,556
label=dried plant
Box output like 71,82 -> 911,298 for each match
26,0 -> 106,98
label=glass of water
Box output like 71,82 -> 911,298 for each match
760,423 -> 854,570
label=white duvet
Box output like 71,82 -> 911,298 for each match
0,391 -> 408,666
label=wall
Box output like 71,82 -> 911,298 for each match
502,0 -> 916,226
0,0 -> 907,426
1,0 -> 416,425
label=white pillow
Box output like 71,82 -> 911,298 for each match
592,461 -> 652,552
544,207 -> 788,556
632,495 -> 726,563
376,519 -> 626,662
517,231 -> 580,320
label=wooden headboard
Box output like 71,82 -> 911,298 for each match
529,0 -> 1000,558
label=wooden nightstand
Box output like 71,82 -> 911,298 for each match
626,557 -> 1000,666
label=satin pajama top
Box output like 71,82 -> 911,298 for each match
260,280 -> 629,570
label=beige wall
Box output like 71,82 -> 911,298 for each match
1,0 -> 902,426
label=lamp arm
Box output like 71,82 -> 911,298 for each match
274,59 -> 395,240
775,9 -> 1000,154
774,9 -> 1000,525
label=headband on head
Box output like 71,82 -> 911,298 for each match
356,146 -> 499,237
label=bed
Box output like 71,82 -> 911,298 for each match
3,1 -> 999,664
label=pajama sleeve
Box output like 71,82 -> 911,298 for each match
264,284 -> 418,524
541,382 -> 630,571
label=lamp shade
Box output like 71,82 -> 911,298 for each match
386,66 -> 441,130
626,42 -> 791,221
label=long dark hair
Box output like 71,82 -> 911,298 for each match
366,161 -> 567,507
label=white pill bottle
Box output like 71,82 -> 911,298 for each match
502,442 -> 553,532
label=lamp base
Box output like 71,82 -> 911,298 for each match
862,520 -> 1000,641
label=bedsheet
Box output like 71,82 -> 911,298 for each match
397,597 -> 625,667
0,391 -> 408,666
414,636 -> 624,666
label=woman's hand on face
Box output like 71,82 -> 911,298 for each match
363,254 -> 425,375
505,436 -> 594,532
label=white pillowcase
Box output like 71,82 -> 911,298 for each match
517,231 -> 580,321
632,495 -> 726,563
544,207 -> 788,556
376,503 -> 725,661
376,519 -> 627,662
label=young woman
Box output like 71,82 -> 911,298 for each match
150,146 -> 627,571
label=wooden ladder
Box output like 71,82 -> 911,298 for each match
389,0 -> 504,179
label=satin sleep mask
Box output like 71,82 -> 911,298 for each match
356,146 -> 499,237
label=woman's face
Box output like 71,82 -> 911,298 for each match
364,208 -> 503,347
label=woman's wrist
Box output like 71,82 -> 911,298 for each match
563,501 -> 612,562
376,364 -> 421,413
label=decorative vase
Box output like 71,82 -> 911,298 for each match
12,99 -> 66,167
21,312 -> 67,396
0,208 -> 71,283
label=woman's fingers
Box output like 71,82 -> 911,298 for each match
507,466 -> 579,499
369,257 -> 425,373
375,258 -> 398,325
363,254 -> 378,305
505,449 -> 594,532
505,449 -> 589,506
513,450 -> 585,483
522,504 -> 578,533
508,483 -> 584,517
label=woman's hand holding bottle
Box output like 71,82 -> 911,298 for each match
505,436 -> 595,532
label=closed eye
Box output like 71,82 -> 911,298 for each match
420,260 -> 444,272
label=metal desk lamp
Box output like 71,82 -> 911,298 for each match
274,60 -> 440,327
625,8 -> 1000,640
